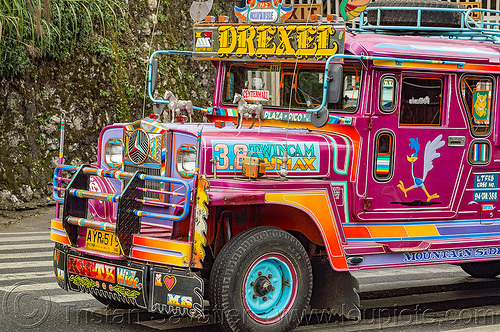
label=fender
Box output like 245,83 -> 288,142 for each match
265,190 -> 348,271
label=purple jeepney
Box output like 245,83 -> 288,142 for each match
50,1 -> 500,331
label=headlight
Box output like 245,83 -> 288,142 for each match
177,145 -> 197,178
105,139 -> 123,169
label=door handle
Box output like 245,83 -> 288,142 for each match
447,136 -> 465,147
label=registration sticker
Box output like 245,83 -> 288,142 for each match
85,229 -> 120,255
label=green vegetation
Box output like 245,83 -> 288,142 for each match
0,0 -> 124,77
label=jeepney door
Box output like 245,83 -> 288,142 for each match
358,71 -> 471,221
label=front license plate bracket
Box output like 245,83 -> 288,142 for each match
85,228 -> 121,255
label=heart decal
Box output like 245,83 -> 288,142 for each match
163,275 -> 177,291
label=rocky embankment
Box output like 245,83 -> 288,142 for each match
0,0 -> 228,210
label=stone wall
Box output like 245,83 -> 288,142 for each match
0,0 -> 229,209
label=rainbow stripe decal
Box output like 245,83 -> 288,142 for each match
375,153 -> 390,175
472,143 -> 489,163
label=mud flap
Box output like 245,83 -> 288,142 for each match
149,266 -> 205,318
309,256 -> 360,320
66,254 -> 147,308
53,245 -> 67,290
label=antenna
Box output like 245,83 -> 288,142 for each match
282,2 -> 317,178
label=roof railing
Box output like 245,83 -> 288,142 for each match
354,7 -> 500,43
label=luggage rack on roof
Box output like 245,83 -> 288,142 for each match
354,7 -> 500,43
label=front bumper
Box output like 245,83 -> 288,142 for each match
54,244 -> 205,317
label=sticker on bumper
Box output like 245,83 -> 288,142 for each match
66,255 -> 147,308
150,266 -> 204,318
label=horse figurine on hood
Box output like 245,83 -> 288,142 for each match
233,93 -> 262,129
164,90 -> 193,123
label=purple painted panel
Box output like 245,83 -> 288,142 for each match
437,224 -> 500,236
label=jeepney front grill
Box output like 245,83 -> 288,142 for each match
123,127 -> 165,201
124,164 -> 162,200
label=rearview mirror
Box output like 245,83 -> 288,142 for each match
151,58 -> 159,94
327,63 -> 343,104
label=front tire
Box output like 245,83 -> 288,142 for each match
210,227 -> 313,332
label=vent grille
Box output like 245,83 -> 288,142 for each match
124,164 -> 162,200
123,124 -> 165,200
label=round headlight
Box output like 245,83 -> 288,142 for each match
177,145 -> 197,178
105,139 -> 123,169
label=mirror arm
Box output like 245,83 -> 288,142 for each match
147,50 -> 211,114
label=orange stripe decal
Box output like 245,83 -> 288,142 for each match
266,192 -> 348,271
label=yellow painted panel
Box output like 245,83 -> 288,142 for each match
51,218 -> 64,231
405,225 -> 440,237
50,231 -> 70,245
131,248 -> 189,267
368,226 -> 408,238
133,235 -> 192,254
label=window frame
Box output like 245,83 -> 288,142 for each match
468,139 -> 491,166
220,62 -> 363,114
373,130 -> 395,182
459,74 -> 495,138
379,75 -> 398,113
399,76 -> 444,127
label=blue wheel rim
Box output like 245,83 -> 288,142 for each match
243,253 -> 297,322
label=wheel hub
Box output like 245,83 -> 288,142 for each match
253,276 -> 274,297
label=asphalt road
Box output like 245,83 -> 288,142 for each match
1,206 -> 500,331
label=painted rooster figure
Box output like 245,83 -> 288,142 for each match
397,134 -> 445,202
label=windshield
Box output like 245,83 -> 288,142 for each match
222,62 -> 362,113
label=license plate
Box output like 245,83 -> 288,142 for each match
85,229 -> 120,255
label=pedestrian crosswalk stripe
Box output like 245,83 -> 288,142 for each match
0,260 -> 53,269
362,288 -> 499,309
360,276 -> 483,293
352,265 -> 464,279
0,235 -> 50,243
135,316 -> 215,330
0,251 -> 53,260
0,243 -> 54,251
39,293 -> 96,303
0,282 -> 60,293
295,305 -> 500,332
0,232 -> 50,236
0,271 -> 54,282
445,323 -> 500,332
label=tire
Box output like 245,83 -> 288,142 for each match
91,293 -> 138,309
460,262 -> 500,278
210,226 -> 313,332
367,0 -> 465,28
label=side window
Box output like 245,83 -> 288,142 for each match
374,131 -> 394,181
400,77 -> 443,126
460,75 -> 494,137
380,76 -> 397,113
468,140 -> 491,165
328,64 -> 362,114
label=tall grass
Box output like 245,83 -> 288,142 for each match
0,0 -> 125,77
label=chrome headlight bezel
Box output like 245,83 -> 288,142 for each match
105,138 -> 123,169
176,145 -> 197,178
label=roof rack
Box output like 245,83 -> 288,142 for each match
353,7 -> 500,43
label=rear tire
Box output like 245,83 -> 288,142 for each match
367,0 -> 464,28
460,261 -> 500,278
210,226 -> 313,332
